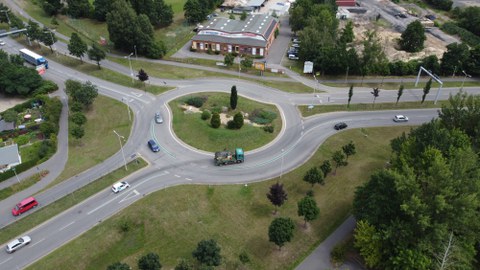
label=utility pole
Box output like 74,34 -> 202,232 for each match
124,53 -> 134,83
460,70 -> 471,91
113,130 -> 128,171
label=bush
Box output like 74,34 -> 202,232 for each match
210,112 -> 221,128
118,219 -> 132,233
331,243 -> 347,264
441,22 -> 480,47
32,80 -> 59,96
185,96 -> 207,108
201,110 -> 211,120
233,112 -> 244,129
239,251 -> 250,264
15,134 -> 30,146
227,120 -> 236,129
250,109 -> 277,125
70,112 -> 87,126
263,125 -> 274,133
0,158 -> 40,182
70,102 -> 84,112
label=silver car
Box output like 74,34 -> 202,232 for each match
155,112 -> 163,124
6,236 -> 31,253
393,115 -> 409,122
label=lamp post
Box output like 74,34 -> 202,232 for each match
460,70 -> 471,91
134,45 -> 137,61
0,10 -> 10,25
238,55 -> 242,81
124,53 -> 134,83
280,149 -> 284,178
113,130 -> 128,171
12,167 -> 20,183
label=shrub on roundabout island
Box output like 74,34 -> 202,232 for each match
210,112 -> 221,128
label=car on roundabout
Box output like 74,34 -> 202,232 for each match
155,112 -> 163,124
393,115 -> 409,122
112,181 -> 130,193
148,139 -> 160,152
334,122 -> 348,130
5,236 -> 31,253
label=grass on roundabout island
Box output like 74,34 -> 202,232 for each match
26,126 -> 413,270
170,92 -> 282,152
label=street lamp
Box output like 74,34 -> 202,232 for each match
0,10 -> 10,25
238,55 -> 242,81
460,70 -> 471,91
134,45 -> 137,61
12,167 -> 20,184
113,130 -> 128,171
280,149 -> 285,178
124,53 -> 134,83
121,97 -> 131,122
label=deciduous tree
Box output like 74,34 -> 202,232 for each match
332,150 -> 346,174
138,252 -> 162,270
68,33 -> 87,62
106,262 -> 131,270
137,69 -> 149,87
66,0 -> 91,18
42,0 -> 63,16
41,27 -> 57,53
396,84 -> 404,105
342,141 -> 356,160
440,42 -> 470,76
347,85 -> 353,108
319,160 -> 332,178
268,217 -> 295,250
71,124 -> 85,139
224,53 -> 234,67
70,111 -> 87,126
87,43 -> 106,69
303,166 -> 324,187
297,195 -> 320,227
371,87 -> 380,107
399,20 -> 426,53
267,182 -> 288,214
183,0 -> 205,24
192,239 -> 222,266
421,78 -> 432,104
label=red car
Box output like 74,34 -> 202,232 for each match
12,197 -> 38,216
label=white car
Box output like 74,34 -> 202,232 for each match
393,115 -> 409,122
6,236 -> 31,253
112,181 -> 130,193
0,40 -> 5,46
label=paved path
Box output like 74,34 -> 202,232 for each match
295,216 -> 363,270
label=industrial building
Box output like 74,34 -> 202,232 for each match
191,14 -> 279,57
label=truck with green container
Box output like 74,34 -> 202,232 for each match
214,148 -> 244,166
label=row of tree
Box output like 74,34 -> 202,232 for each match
65,79 -> 99,140
183,0 -> 222,24
352,92 -> 480,269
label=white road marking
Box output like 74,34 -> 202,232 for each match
30,238 -> 45,248
59,221 -> 75,231
174,175 -> 181,178
0,258 -> 12,265
131,92 -> 143,97
119,190 -> 140,203
185,178 -> 192,181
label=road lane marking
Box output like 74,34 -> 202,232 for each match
0,258 -> 12,265
185,178 -> 192,181
30,238 -> 45,248
119,190 -> 140,203
59,221 -> 75,231
174,175 -> 181,178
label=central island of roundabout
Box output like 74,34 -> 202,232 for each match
29,88 -> 413,270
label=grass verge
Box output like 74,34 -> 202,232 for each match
0,171 -> 47,201
0,159 -> 147,245
46,95 -> 132,188
171,93 -> 281,151
26,126 -> 412,270
322,80 -> 480,90
46,52 -> 173,95
299,100 -> 445,117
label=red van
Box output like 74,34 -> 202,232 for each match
12,197 -> 38,216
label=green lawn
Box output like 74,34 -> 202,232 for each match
323,80 -> 480,90
300,100 -> 446,117
27,126 -> 412,270
46,95 -> 132,188
171,93 -> 281,151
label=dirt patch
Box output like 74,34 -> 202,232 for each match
0,94 -> 27,113
350,20 -> 447,62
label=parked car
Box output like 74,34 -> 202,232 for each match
5,236 -> 31,253
288,54 -> 299,60
292,38 -> 301,44
292,43 -> 300,48
148,139 -> 160,152
425,14 -> 436,20
112,181 -> 130,193
155,112 -> 163,124
0,40 -> 5,46
334,122 -> 348,130
393,115 -> 409,122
